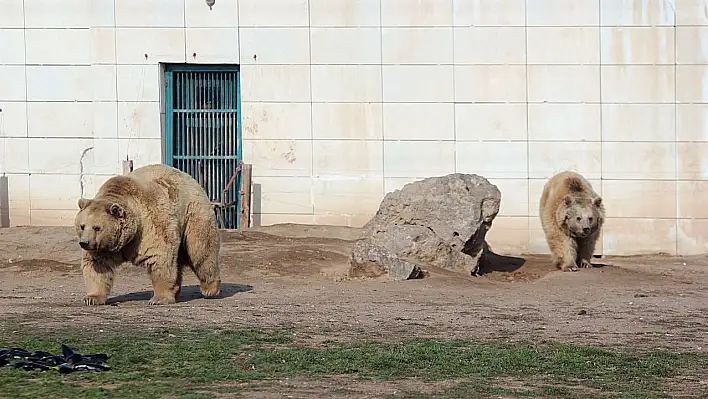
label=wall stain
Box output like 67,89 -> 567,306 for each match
130,107 -> 143,136
282,140 -> 297,164
244,106 -> 270,138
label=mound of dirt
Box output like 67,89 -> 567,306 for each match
349,173 -> 501,280
0,226 -> 81,265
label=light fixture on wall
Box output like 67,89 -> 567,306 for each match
206,0 -> 215,9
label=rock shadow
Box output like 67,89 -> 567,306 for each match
107,283 -> 253,305
478,246 -> 526,275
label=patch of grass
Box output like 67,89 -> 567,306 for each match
0,327 -> 705,398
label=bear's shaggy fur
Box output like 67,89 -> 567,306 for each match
539,171 -> 605,272
74,163 -> 221,305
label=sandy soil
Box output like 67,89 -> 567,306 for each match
0,223 -> 706,357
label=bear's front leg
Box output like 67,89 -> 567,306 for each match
82,253 -> 116,306
577,232 -> 600,269
550,236 -> 579,272
146,254 -> 182,305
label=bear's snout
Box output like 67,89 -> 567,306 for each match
79,239 -> 91,250
582,227 -> 591,235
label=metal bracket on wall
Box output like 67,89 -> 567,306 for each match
122,160 -> 134,175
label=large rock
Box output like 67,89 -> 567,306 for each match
348,173 -> 501,280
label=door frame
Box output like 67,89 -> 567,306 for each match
162,63 -> 244,228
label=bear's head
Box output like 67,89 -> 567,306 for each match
74,198 -> 137,252
562,194 -> 603,238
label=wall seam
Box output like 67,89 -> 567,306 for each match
308,0 -> 315,218
525,0 -> 531,252
113,0 -> 120,169
22,0 -> 30,224
183,0 -> 187,60
597,0 -> 604,257
451,1 -> 457,175
674,8 -> 679,256
379,0 -> 385,201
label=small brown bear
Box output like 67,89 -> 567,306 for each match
74,163 -> 221,305
539,171 -> 604,272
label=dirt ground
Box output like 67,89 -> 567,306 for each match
0,223 -> 706,354
2,224 -> 708,397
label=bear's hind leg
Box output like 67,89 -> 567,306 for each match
147,253 -> 182,305
174,245 -> 191,299
188,251 -> 220,298
183,209 -> 221,299
82,253 -> 117,306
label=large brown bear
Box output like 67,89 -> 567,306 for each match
539,171 -> 605,272
74,163 -> 221,305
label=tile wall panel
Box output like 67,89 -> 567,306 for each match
185,0 -> 239,28
25,29 -> 91,65
23,0 -> 90,29
0,102 -> 28,137
309,0 -> 381,27
239,28 -> 309,65
381,0 -> 453,27
310,27 -> 381,65
312,140 -> 384,177
383,103 -> 454,140
186,28 -> 241,64
453,27 -> 526,65
0,29 -> 26,64
527,0 -> 600,26
2,0 -> 708,256
114,0 -> 184,28
91,0 -> 115,27
311,103 -> 383,140
453,0 -> 526,27
600,0 -> 675,26
0,0 -> 24,28
238,0 -> 309,27
455,103 -> 528,141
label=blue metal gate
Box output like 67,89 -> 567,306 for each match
164,64 -> 243,229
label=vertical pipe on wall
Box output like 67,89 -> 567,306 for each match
0,176 -> 9,228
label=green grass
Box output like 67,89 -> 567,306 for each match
0,326 -> 706,398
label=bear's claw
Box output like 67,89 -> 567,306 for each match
83,296 -> 107,306
200,281 -> 221,299
147,296 -> 176,305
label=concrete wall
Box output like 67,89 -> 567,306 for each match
1,0 -> 707,256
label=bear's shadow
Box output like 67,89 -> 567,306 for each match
106,283 -> 253,305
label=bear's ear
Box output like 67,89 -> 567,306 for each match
593,196 -> 602,207
108,203 -> 125,218
78,198 -> 91,210
563,194 -> 574,206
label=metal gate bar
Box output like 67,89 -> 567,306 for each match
165,65 -> 242,229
